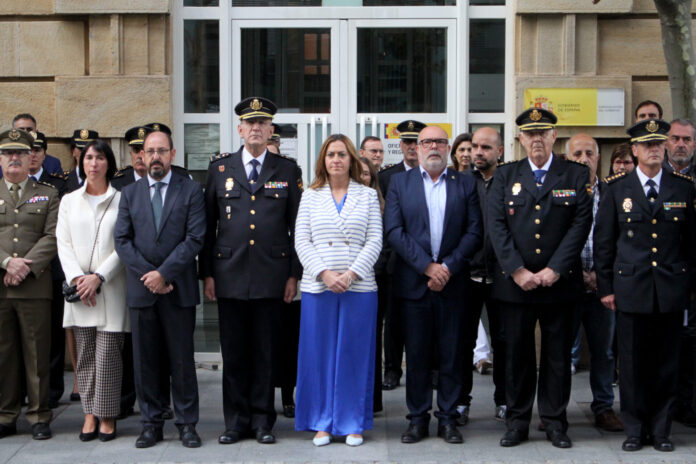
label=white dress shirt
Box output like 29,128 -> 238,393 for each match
147,169 -> 173,204
420,166 -> 447,262
528,154 -> 553,183
636,166 -> 662,196
242,147 -> 267,178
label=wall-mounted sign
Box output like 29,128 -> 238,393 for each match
381,122 -> 453,165
523,88 -> 625,126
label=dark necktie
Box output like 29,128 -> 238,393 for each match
9,183 -> 19,206
646,179 -> 658,209
30,176 -> 37,183
152,182 -> 164,230
249,159 -> 260,184
533,169 -> 547,189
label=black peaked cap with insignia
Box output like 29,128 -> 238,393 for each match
515,108 -> 557,131
125,126 -> 148,146
144,122 -> 172,136
71,129 -> 99,148
626,118 -> 670,144
235,97 -> 277,120
30,131 -> 47,150
270,123 -> 281,141
396,120 -> 426,140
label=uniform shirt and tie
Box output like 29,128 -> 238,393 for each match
529,155 -> 552,188
1,177 -> 29,269
29,168 -> 43,183
242,148 -> 266,185
636,167 -> 662,202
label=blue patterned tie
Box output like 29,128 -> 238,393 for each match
533,169 -> 547,189
646,179 -> 658,211
152,182 -> 164,230
249,159 -> 260,184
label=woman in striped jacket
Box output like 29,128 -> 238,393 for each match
294,134 -> 383,447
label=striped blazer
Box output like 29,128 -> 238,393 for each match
295,180 -> 383,293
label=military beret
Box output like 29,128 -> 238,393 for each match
30,130 -> 47,150
235,97 -> 277,120
71,129 -> 99,148
626,118 -> 670,144
515,108 -> 557,131
0,129 -> 33,150
396,120 -> 426,140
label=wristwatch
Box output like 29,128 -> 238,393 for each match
94,272 -> 105,283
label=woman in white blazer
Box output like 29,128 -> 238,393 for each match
56,140 -> 128,442
294,134 -> 382,447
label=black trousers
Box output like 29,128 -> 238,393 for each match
373,273 -> 389,412
459,280 -> 505,407
383,278 -> 404,378
501,301 -> 573,433
48,280 -> 65,403
677,304 -> 696,414
120,333 -> 172,414
218,298 -> 281,433
277,300 -> 300,407
402,291 -> 464,426
130,301 -> 198,428
617,310 -> 682,439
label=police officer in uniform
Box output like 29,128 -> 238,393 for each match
594,119 -> 696,452
488,108 -> 593,448
378,119 -> 426,390
200,97 -> 302,445
65,129 -> 99,193
0,129 -> 60,440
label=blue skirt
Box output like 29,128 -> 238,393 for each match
295,290 -> 377,435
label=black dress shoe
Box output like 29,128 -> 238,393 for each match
79,420 -> 99,442
283,404 -> 295,418
135,427 -> 163,448
621,436 -> 642,452
500,429 -> 528,447
546,429 -> 572,448
162,407 -> 174,421
31,423 -> 52,440
653,436 -> 674,452
70,392 -> 81,402
382,371 -> 400,390
99,423 -> 117,442
48,398 -> 60,409
179,424 -> 201,448
401,424 -> 429,443
116,407 -> 134,421
255,429 -> 276,444
218,429 -> 241,444
437,424 -> 463,444
0,423 -> 17,439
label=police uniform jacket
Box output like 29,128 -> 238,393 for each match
38,170 -> 67,280
111,165 -> 191,191
662,157 -> 696,181
200,148 -> 302,300
487,156 -> 593,303
64,169 -> 81,193
594,169 -> 696,314
0,179 -> 60,299
378,162 -> 406,197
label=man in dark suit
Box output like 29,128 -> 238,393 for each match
385,124 -> 482,444
594,118 -> 696,452
200,97 -> 302,445
378,119 -> 426,391
488,108 -> 593,449
27,131 -> 67,409
114,130 -> 206,449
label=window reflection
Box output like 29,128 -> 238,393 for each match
469,19 -> 504,112
184,20 -> 220,113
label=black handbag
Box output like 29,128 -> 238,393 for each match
61,194 -> 114,303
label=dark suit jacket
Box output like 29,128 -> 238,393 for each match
487,156 -> 593,304
111,165 -> 191,191
200,148 -> 302,300
378,162 -> 406,198
385,167 -> 482,300
114,171 -> 206,308
594,169 -> 696,313
64,169 -> 81,193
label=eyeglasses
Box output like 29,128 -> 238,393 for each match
613,159 -> 634,166
0,150 -> 29,157
418,138 -> 448,148
144,148 -> 170,156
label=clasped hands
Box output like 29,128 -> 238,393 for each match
425,262 -> 449,292
141,270 -> 173,295
3,257 -> 32,287
320,270 -> 358,294
71,273 -> 102,307
511,267 -> 559,291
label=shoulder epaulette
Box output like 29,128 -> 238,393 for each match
379,163 -> 396,172
112,166 -> 132,178
38,180 -> 56,189
63,170 -> 72,176
210,152 -> 231,163
271,152 -> 297,163
496,159 -> 519,167
49,172 -> 66,180
603,171 -> 627,184
671,171 -> 695,183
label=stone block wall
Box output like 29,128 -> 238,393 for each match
515,0 -> 689,174
0,0 -> 171,168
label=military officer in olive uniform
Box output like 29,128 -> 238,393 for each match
594,119 -> 696,453
200,97 -> 302,445
378,119 -> 426,391
0,129 -> 60,440
488,108 -> 593,449
65,129 -> 99,193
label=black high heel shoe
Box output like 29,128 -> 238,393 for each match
99,421 -> 117,442
79,419 -> 99,442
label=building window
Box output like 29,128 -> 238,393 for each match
184,20 -> 220,113
468,18 -> 504,113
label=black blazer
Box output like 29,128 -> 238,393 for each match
114,171 -> 206,308
594,169 -> 696,313
385,167 -> 482,300
64,169 -> 81,193
487,156 -> 593,304
199,148 -> 302,300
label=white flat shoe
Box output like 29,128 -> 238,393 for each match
313,435 -> 331,446
346,435 -> 363,446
